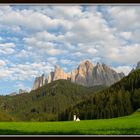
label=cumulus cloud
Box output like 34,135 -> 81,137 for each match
105,44 -> 140,65
0,60 -> 6,66
120,32 -> 132,40
47,57 -> 58,65
9,62 -> 54,81
0,70 -> 12,78
107,6 -> 140,30
113,66 -> 133,75
21,4 -> 140,67
0,43 -> 16,55
0,43 -> 15,47
0,6 -> 72,33
0,5 -> 140,94
0,60 -> 54,81
16,49 -> 31,58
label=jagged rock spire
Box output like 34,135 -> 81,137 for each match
32,60 -> 125,90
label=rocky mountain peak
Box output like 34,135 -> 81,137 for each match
55,65 -> 61,71
78,60 -> 94,73
74,60 -> 94,86
32,74 -> 46,90
93,62 -> 123,86
46,71 -> 54,84
96,62 -> 104,68
94,63 -> 104,73
102,63 -> 113,71
79,60 -> 93,66
53,65 -> 70,81
32,60 -> 125,90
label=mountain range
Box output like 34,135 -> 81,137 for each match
32,60 -> 125,90
0,60 -> 140,121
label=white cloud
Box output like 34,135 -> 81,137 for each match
113,66 -> 132,75
0,59 -> 54,81
108,6 -> 140,30
128,30 -> 140,43
0,6 -> 72,33
22,6 -> 116,63
47,57 -> 58,65
47,48 -> 67,56
0,43 -> 16,55
0,43 -> 15,47
46,6 -> 83,19
120,32 -> 132,40
0,60 -> 6,66
0,5 -> 12,13
16,49 -> 31,58
0,59 -> 12,78
8,62 -> 54,81
0,69 -> 13,78
106,44 -> 140,65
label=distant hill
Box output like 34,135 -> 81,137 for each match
0,80 -> 105,121
59,68 -> 140,121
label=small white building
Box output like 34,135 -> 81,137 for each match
73,114 -> 80,121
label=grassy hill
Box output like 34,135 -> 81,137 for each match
0,80 -> 105,121
0,109 -> 140,135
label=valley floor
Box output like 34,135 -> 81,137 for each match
0,112 -> 140,135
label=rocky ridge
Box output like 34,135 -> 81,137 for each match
32,60 -> 125,90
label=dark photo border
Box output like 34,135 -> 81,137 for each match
0,0 -> 140,3
0,1 -> 140,140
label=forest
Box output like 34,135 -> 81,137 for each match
0,80 -> 105,121
59,69 -> 140,120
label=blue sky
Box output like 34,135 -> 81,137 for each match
0,5 -> 140,95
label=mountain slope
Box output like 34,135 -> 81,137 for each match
0,80 -> 105,121
59,68 -> 140,121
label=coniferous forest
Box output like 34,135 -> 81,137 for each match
59,68 -> 140,121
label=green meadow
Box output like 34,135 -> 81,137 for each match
0,111 -> 140,135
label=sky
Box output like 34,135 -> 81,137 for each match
0,5 -> 140,95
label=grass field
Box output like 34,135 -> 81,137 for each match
0,111 -> 140,135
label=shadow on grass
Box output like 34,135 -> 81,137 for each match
0,129 -> 80,135
0,128 -> 139,135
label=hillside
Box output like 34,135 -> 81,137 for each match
59,68 -> 140,121
0,80 -> 105,121
0,109 -> 15,121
